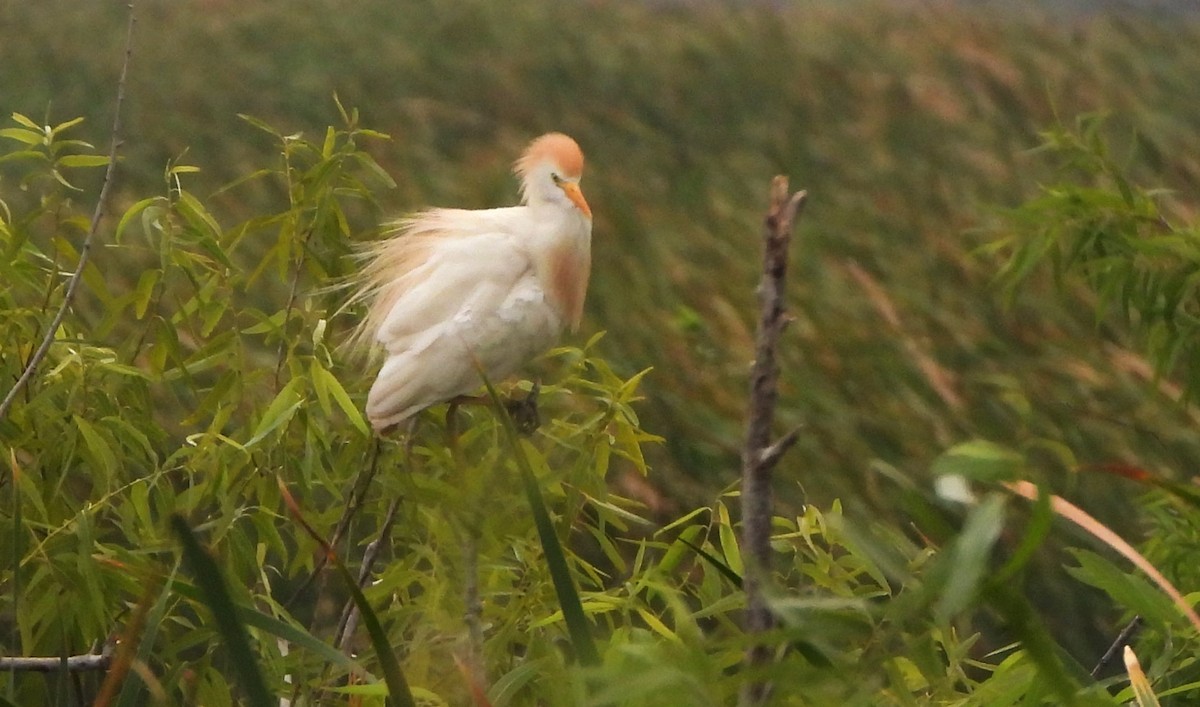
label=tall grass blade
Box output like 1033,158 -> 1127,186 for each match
169,514 -> 274,707
330,560 -> 416,707
478,375 -> 600,666
982,583 -> 1082,703
170,576 -> 369,677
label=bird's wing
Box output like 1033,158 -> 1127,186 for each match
373,229 -> 530,353
366,228 -> 566,429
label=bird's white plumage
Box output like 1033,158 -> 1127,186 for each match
352,133 -> 592,431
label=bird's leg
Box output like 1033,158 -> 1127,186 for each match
444,385 -> 540,436
503,381 -> 541,436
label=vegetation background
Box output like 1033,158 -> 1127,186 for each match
2,0 -> 1200,704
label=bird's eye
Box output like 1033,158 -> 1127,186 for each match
551,173 -> 563,185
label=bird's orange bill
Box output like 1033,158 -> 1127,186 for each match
559,181 -> 592,219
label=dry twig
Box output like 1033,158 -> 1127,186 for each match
0,642 -> 114,673
334,496 -> 403,653
1091,615 -> 1143,679
1006,480 -> 1200,633
332,428 -> 415,652
740,176 -> 806,706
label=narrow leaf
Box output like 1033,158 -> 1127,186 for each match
311,362 -> 369,435
57,154 -> 112,168
245,377 -> 305,447
932,440 -> 1023,483
115,197 -> 161,243
937,494 -> 1006,622
679,537 -> 743,589
1065,549 -> 1179,628
0,127 -> 43,145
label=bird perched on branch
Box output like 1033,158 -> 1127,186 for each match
348,133 -> 593,432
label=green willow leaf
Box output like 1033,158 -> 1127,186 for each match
936,493 -> 1006,623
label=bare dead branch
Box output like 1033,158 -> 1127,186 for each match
0,3 -> 137,425
740,176 -> 806,706
757,425 -> 802,471
0,641 -> 114,673
93,578 -> 160,707
333,428 -> 414,652
334,495 -> 402,653
1091,615 -> 1143,679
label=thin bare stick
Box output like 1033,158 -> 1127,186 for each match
334,495 -> 402,652
462,530 -> 484,683
0,643 -> 113,673
444,405 -> 486,684
274,227 -> 315,389
0,3 -> 137,425
740,177 -> 807,706
1091,615 -> 1143,679
333,429 -> 414,652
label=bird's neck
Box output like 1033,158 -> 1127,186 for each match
523,203 -> 592,331
525,201 -> 590,241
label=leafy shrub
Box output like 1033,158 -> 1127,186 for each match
1,103 -> 1198,705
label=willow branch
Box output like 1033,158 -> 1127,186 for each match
0,4 -> 137,425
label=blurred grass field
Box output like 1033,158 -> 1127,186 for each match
5,0 -> 1200,652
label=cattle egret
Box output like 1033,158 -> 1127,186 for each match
349,133 -> 593,432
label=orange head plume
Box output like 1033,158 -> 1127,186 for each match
514,133 -> 591,218
515,133 -> 585,180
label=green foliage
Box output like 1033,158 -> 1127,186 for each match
170,515 -> 274,707
994,113 -> 1200,396
4,110 -> 1181,705
6,17 -> 1200,669
959,116 -> 1200,704
3,2 -> 1200,703
9,0 -> 1200,533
